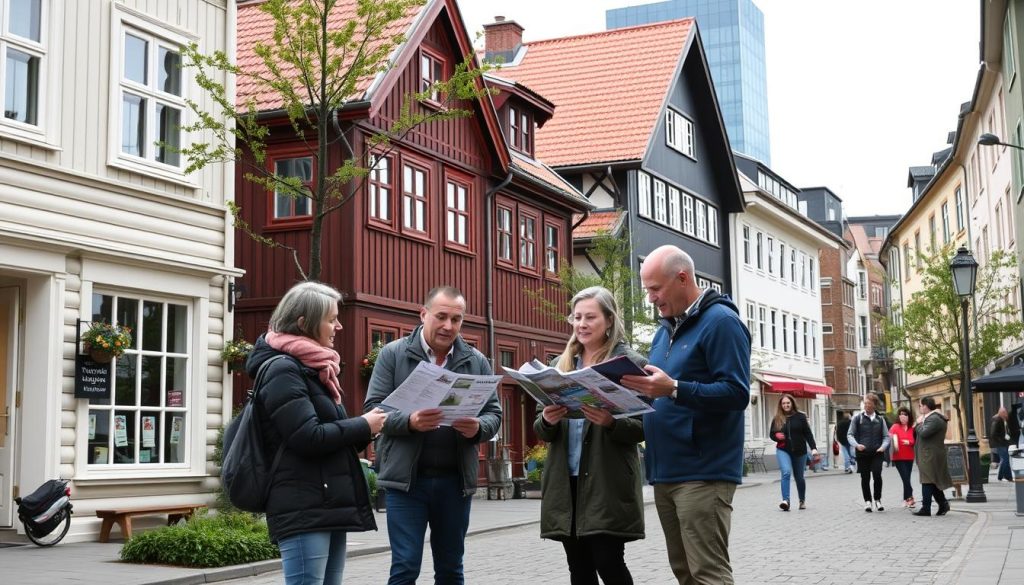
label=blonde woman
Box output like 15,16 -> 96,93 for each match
535,286 -> 647,584
768,394 -> 817,511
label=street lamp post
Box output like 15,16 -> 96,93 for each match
978,132 -> 1024,151
950,246 -> 986,503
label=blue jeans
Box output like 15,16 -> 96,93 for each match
840,443 -> 857,470
386,475 -> 472,585
995,446 -> 1012,480
776,450 -> 807,503
279,531 -> 347,585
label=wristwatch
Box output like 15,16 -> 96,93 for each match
670,380 -> 679,401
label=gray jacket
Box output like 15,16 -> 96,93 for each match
363,326 -> 502,496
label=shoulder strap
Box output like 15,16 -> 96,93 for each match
250,354 -> 292,482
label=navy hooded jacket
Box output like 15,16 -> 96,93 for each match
643,290 -> 751,484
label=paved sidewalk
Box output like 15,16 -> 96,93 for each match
0,469 -> 1019,584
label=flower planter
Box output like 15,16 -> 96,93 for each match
87,346 -> 115,364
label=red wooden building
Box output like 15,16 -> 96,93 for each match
232,0 -> 592,469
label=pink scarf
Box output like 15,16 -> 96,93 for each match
265,331 -> 343,404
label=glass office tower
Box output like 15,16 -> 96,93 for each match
607,0 -> 770,164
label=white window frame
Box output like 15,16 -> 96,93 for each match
758,306 -> 767,348
107,4 -> 197,186
755,231 -> 763,270
653,178 -> 667,224
746,302 -> 757,346
637,171 -> 651,218
665,108 -> 695,159
368,154 -> 392,222
681,193 -> 694,235
668,186 -> 681,230
695,199 -> 707,241
445,179 -> 468,246
402,163 -> 427,233
707,205 -> 718,245
742,225 -> 751,265
767,236 -> 775,275
778,242 -> 786,280
0,0 -> 61,147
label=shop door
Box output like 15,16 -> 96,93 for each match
0,287 -> 19,527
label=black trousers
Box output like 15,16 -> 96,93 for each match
856,451 -> 884,501
893,460 -> 914,500
563,476 -> 633,585
921,483 -> 949,512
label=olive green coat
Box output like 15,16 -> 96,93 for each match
534,344 -> 646,541
915,411 -> 953,490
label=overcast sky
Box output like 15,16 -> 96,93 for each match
458,0 -> 981,217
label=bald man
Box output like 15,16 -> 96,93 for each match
990,407 -> 1012,482
622,245 -> 750,585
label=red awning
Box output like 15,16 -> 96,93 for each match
759,374 -> 833,399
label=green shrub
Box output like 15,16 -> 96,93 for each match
361,459 -> 378,498
119,511 -> 279,567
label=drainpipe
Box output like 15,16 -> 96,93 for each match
486,172 -> 514,368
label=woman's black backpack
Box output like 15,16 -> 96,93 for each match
221,354 -> 292,513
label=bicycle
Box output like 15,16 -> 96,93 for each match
14,479 -> 73,546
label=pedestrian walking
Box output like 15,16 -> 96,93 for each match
363,286 -> 503,585
835,411 -> 856,473
245,281 -> 387,585
913,396 -> 952,517
768,394 -> 818,511
622,245 -> 751,585
847,394 -> 890,512
889,406 -> 916,508
990,407 -> 1013,482
536,286 -> 647,585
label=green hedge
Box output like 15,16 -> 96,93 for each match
119,511 -> 279,567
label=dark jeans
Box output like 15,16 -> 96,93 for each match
856,451 -> 884,501
563,476 -> 633,585
995,446 -> 1012,481
921,483 -> 949,513
385,475 -> 472,585
893,460 -> 914,500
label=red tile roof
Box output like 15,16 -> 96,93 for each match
573,210 -> 626,239
236,0 -> 422,110
498,19 -> 694,167
509,151 -> 589,207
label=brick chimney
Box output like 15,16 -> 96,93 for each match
483,16 -> 524,63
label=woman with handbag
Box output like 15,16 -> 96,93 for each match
246,281 -> 388,585
768,394 -> 818,511
889,406 -> 917,508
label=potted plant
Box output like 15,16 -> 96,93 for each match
360,341 -> 385,379
83,321 -> 133,363
523,443 -> 547,497
221,338 -> 254,372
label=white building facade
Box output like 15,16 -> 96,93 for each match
731,169 -> 841,462
0,0 -> 238,540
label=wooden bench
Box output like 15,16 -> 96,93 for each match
96,504 -> 206,542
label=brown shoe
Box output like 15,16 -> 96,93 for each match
798,501 -> 806,510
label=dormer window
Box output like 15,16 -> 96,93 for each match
508,105 -> 532,155
420,48 -> 445,103
665,108 -> 695,159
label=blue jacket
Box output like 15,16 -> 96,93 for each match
643,290 -> 751,484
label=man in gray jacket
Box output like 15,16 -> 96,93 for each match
364,286 -> 502,585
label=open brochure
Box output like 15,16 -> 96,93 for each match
502,355 -> 654,419
380,361 -> 501,425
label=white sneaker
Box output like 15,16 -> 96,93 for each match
864,501 -> 873,512
874,500 -> 885,512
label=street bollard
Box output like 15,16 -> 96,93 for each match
1010,447 -> 1024,516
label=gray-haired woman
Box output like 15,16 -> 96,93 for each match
535,286 -> 647,584
245,281 -> 388,585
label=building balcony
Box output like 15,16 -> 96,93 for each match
870,346 -> 892,361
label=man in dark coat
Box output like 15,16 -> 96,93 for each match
835,410 -> 855,473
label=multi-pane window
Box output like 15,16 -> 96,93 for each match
519,214 -> 536,269
807,258 -> 816,292
955,187 -> 965,231
859,315 -> 869,347
681,193 -> 694,235
707,206 -> 718,245
857,270 -> 867,299
802,320 -> 810,357
792,318 -> 799,356
370,327 -> 398,349
420,49 -> 445,102
755,232 -> 763,270
2,0 -> 44,127
496,206 -> 513,263
822,322 -> 834,350
695,200 -> 707,240
368,154 -> 392,222
799,251 -> 807,288
770,310 -> 778,350
665,108 -> 695,158
545,223 -> 559,273
781,314 -> 790,352
767,237 -> 775,274
272,157 -> 312,219
445,179 -> 469,246
653,179 -> 667,223
637,172 -> 651,217
508,106 -> 532,154
745,302 -> 757,342
844,324 -> 856,349
778,243 -> 786,280
758,306 -> 767,348
810,322 -> 818,359
790,249 -> 797,284
402,163 -> 427,233
941,202 -> 951,243
668,186 -> 681,230
119,26 -> 184,166
88,292 -> 190,466
742,225 -> 750,265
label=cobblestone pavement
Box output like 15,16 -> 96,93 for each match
227,466 -> 977,584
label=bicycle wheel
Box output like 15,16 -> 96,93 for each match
24,507 -> 71,547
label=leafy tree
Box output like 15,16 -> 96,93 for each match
178,0 -> 489,280
526,231 -> 656,351
881,244 -> 1023,438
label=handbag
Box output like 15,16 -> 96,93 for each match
832,440 -> 840,457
